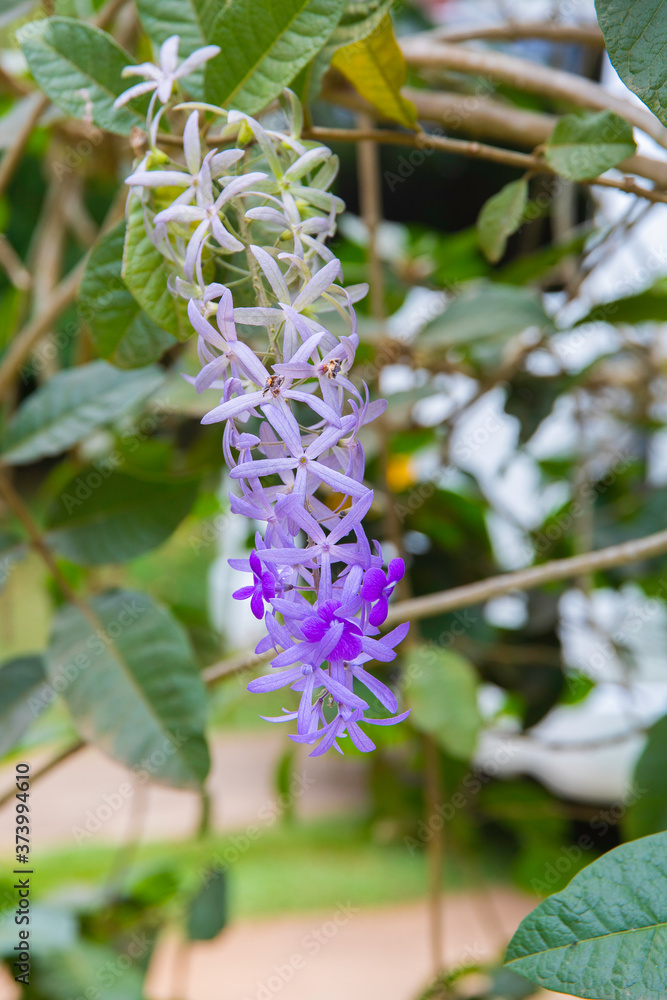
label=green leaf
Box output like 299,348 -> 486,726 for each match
625,713 -> 667,839
596,0 -> 667,127
17,17 -> 145,135
0,362 -> 164,466
505,832 -> 667,1000
47,590 -> 210,788
543,110 -> 636,181
477,179 -> 528,264
79,223 -> 176,368
205,0 -> 347,114
404,645 -> 481,759
576,280 -> 667,325
46,470 -> 199,565
135,0 -> 219,98
122,196 -> 191,341
331,13 -> 417,129
31,942 -> 143,1000
186,871 -> 227,940
421,283 -> 550,349
0,655 -> 50,757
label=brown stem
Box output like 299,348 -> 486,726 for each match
433,20 -> 606,47
400,36 -> 667,147
0,741 -> 85,809
384,525 -> 667,626
303,126 -> 667,206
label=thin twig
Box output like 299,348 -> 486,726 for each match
0,95 -> 49,201
0,258 -> 86,398
400,36 -> 667,147
302,126 -> 667,206
384,525 -> 667,626
433,20 -> 606,47
0,741 -> 85,809
205,524 -> 667,681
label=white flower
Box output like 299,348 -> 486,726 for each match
154,170 -> 268,279
113,36 -> 220,109
125,110 -> 244,207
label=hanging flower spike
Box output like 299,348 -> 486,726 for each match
120,73 -> 411,754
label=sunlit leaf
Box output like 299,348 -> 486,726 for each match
596,0 -> 667,126
331,14 -> 417,129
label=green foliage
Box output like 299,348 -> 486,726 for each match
421,283 -> 550,350
477,179 -> 528,264
0,529 -> 25,594
45,469 -> 200,565
0,654 -> 49,756
577,279 -> 667,325
404,645 -> 481,759
31,942 -> 144,1000
79,222 -> 176,368
543,110 -> 636,180
331,14 -> 417,129
186,872 -> 228,940
46,590 -> 210,788
205,0 -> 347,113
506,832 -> 667,999
596,0 -> 667,126
0,362 -> 164,465
624,712 -> 667,839
17,17 -> 145,135
122,196 -> 191,341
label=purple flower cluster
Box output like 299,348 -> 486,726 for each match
190,280 -> 410,755
117,53 -> 410,754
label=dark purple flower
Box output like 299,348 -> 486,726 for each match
230,549 -> 275,619
361,558 -> 405,626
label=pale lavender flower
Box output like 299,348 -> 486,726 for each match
113,36 -> 220,108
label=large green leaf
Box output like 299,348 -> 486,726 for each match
505,832 -> 667,1000
205,0 -> 346,114
0,362 -> 164,466
46,469 -> 199,565
625,713 -> 667,839
0,655 -> 50,757
122,196 -> 191,341
544,110 -> 636,181
17,17 -> 144,135
421,284 -> 550,349
404,645 -> 481,759
47,590 -> 210,788
80,223 -> 175,368
477,179 -> 528,264
596,0 -> 667,127
331,14 -> 417,129
187,872 -> 227,940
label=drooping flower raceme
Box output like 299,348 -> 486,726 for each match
116,44 -> 410,755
